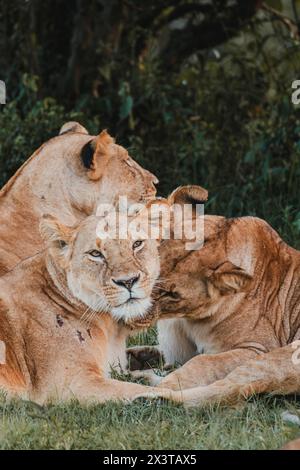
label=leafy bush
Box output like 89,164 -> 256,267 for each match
0,75 -> 99,186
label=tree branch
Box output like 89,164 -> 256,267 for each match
159,0 -> 261,67
261,2 -> 300,39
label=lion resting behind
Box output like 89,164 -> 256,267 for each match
130,186 -> 300,407
0,201 -> 186,405
0,122 -> 157,275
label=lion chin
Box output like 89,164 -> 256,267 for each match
111,297 -> 152,321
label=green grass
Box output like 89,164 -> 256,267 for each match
1,327 -> 300,450
0,393 -> 299,450
1,330 -> 300,450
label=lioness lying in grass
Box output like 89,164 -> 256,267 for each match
0,201 -> 185,405
130,186 -> 300,407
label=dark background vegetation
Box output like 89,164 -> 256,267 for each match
1,0 -> 300,245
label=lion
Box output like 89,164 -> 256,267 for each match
129,185 -> 300,407
0,122 -> 157,275
0,200 -> 192,405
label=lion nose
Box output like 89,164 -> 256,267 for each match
112,274 -> 140,291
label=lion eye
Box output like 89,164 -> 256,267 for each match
170,291 -> 181,300
88,250 -> 105,260
160,289 -> 181,301
133,240 -> 144,250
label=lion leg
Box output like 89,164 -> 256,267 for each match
126,345 -> 164,371
180,343 -> 300,407
157,348 -> 258,390
61,375 -> 183,405
157,318 -> 198,366
130,369 -> 168,386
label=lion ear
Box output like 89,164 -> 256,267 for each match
40,215 -> 74,249
80,130 -> 114,180
168,185 -> 208,207
59,121 -> 88,135
208,261 -> 252,295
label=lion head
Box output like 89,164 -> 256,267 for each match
40,199 -> 168,322
18,122 -> 158,224
156,186 -> 252,320
0,122 -> 159,275
55,125 -> 158,214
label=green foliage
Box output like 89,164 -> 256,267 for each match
0,392 -> 299,450
0,75 -> 99,185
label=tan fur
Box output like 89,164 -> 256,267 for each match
282,437 -> 300,450
0,123 -> 157,275
132,186 -> 300,407
0,205 -> 189,405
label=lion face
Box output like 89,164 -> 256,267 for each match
157,239 -> 215,318
64,130 -> 158,215
29,128 -> 158,231
158,235 -> 252,320
40,202 -> 167,322
155,187 -> 252,320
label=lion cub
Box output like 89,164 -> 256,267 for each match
0,202 -> 181,405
